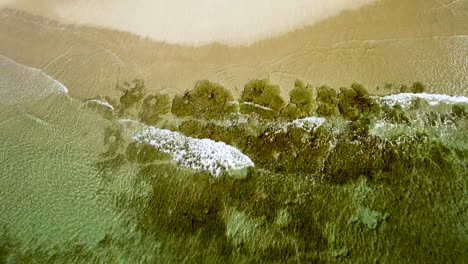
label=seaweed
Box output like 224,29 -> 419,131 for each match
411,82 -> 426,93
118,79 -> 146,118
178,119 -> 205,137
171,80 -> 236,119
337,84 -> 378,119
240,79 -> 285,115
279,103 -> 301,120
316,85 -> 339,117
67,78 -> 468,263
138,93 -> 171,125
125,142 -> 171,164
452,104 -> 467,118
289,80 -> 314,115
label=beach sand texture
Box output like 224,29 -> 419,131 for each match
0,0 -> 466,99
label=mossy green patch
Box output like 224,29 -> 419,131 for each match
452,104 -> 467,118
337,84 -> 378,119
316,85 -> 339,117
279,103 -> 301,120
118,79 -> 146,118
74,78 -> 468,263
240,79 -> 285,112
138,93 -> 171,125
290,80 -> 313,115
171,80 -> 236,119
178,119 -> 205,137
239,102 -> 278,119
223,208 -> 297,260
349,207 -> 389,229
411,82 -> 426,93
125,142 -> 171,164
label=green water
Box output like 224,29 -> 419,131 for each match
1,57 -> 467,263
0,57 -> 130,257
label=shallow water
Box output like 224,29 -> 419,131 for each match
0,54 -> 467,263
0,0 -> 467,262
0,56 -> 125,251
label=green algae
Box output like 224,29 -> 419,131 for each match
240,79 -> 285,118
289,80 -> 314,116
118,79 -> 146,118
349,207 -> 389,230
172,80 -> 236,119
125,142 -> 171,164
337,84 -> 379,119
279,103 -> 301,120
138,93 -> 171,125
316,85 -> 339,117
178,119 -> 205,137
398,82 -> 427,94
452,104 -> 467,118
4,78 -> 467,263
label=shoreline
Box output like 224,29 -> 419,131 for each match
0,0 -> 467,100
0,0 -> 380,47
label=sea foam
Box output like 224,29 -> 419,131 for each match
375,93 -> 468,107
0,54 -> 69,105
120,119 -> 254,177
85,99 -> 114,110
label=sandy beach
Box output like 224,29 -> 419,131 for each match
0,0 -> 466,99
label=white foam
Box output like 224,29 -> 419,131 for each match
275,116 -> 326,134
241,102 -> 273,111
0,54 -> 69,105
49,77 -> 68,94
290,117 -> 326,132
375,93 -> 468,107
86,99 -> 114,110
120,119 -> 254,177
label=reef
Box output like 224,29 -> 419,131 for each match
4,78 -> 466,263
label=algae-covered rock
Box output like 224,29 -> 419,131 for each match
125,142 -> 171,164
138,93 -> 171,125
178,119 -> 204,137
316,103 -> 338,117
135,163 -> 224,233
338,84 -> 379,119
452,104 -> 467,118
171,80 -> 235,119
118,79 -> 146,118
411,82 -> 426,93
316,85 -> 338,105
409,97 -> 429,110
381,104 -> 411,124
316,85 -> 339,117
101,125 -> 125,158
239,102 -> 278,119
198,122 -> 252,150
279,103 -> 301,120
290,80 -> 314,115
240,79 -> 285,114
399,84 -> 412,93
223,208 -> 296,258
349,207 -> 389,229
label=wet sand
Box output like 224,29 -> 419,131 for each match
0,0 -> 467,99
0,0 -> 380,46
